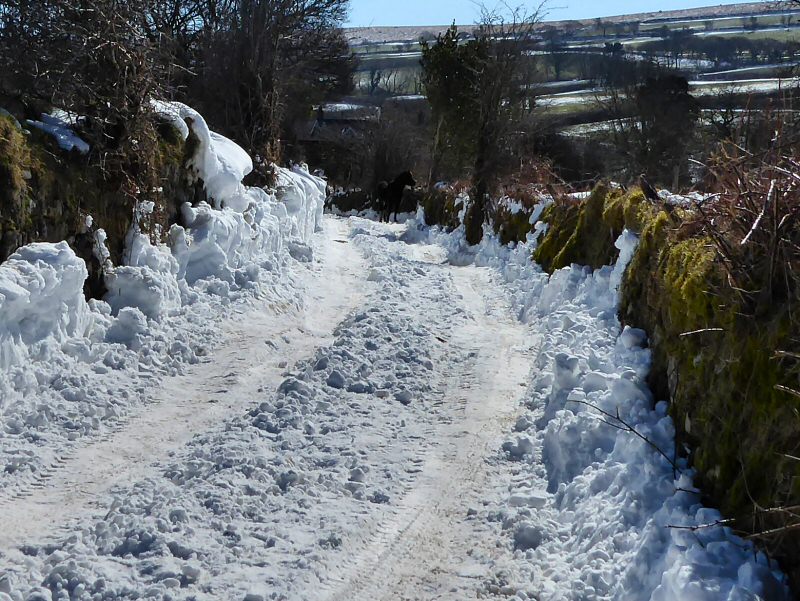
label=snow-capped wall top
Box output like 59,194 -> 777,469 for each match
152,100 -> 254,210
26,113 -> 89,154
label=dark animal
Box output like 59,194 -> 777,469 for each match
639,174 -> 660,202
377,171 -> 416,222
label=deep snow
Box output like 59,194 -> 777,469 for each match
0,215 -> 540,601
404,210 -> 788,600
0,102 -> 326,519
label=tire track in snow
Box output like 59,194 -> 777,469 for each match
320,252 -> 540,601
0,219 -> 369,556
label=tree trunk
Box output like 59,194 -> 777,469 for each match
427,115 -> 444,190
466,127 -> 491,245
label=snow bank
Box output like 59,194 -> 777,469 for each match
101,101 -> 326,319
153,100 -> 255,210
276,166 -> 326,240
406,208 -> 788,599
38,99 -> 325,324
0,242 -> 96,374
0,102 -> 326,485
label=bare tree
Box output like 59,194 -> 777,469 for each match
363,68 -> 384,95
194,0 -> 351,162
0,0 -> 169,195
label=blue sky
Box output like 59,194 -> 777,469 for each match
346,0 -> 749,27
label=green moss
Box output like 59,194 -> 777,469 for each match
155,122 -> 188,174
0,115 -> 33,215
619,205 -> 800,584
535,184 -> 640,272
663,239 -> 718,332
536,180 -> 800,586
0,116 -> 192,264
422,188 -> 462,230
497,210 -> 533,245
604,189 -> 657,234
553,185 -> 620,270
156,119 -> 184,148
532,200 -> 580,271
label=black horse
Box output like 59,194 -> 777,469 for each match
377,171 -> 416,223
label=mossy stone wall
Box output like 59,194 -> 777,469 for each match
0,115 -> 195,297
535,184 -> 800,592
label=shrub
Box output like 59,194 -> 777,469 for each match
421,183 -> 467,230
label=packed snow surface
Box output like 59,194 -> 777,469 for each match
0,103 -> 787,600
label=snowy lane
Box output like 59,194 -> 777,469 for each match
322,255 -> 538,601
0,219 -> 368,558
2,216 -> 538,600
1,215 -> 784,600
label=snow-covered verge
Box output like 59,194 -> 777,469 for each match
403,211 -> 790,600
0,103 -> 325,498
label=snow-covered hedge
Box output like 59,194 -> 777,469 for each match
0,101 -> 326,390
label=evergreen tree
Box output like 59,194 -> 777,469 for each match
420,24 -> 487,188
634,75 -> 699,187
421,9 -> 539,245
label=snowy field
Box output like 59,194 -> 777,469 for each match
536,77 -> 800,110
0,106 -> 789,600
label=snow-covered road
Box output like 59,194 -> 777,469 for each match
0,215 -> 786,601
0,216 -> 540,600
0,219 -> 368,558
322,238 -> 538,601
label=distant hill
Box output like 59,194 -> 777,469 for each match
345,26 -> 454,45
345,2 -> 775,44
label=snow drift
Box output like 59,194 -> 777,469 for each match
3,101 -> 325,348
0,103 -> 326,483
0,242 -> 96,373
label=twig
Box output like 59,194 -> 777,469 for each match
754,503 -> 800,515
679,328 -> 724,337
775,384 -> 800,401
667,517 -> 736,532
741,179 -> 776,246
745,521 -> 800,540
567,399 -> 680,477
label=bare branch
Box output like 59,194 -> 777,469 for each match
566,398 -> 680,476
